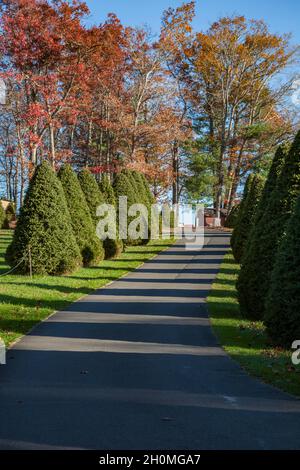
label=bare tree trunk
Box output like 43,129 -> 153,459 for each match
172,141 -> 179,205
214,113 -> 228,224
31,146 -> 37,166
49,123 -> 55,168
16,124 -> 26,208
20,153 -> 25,208
215,148 -> 225,224
227,141 -> 246,214
14,156 -> 19,208
227,177 -> 239,215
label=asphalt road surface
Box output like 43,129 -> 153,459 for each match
0,231 -> 300,449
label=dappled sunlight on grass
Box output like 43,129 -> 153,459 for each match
208,251 -> 300,397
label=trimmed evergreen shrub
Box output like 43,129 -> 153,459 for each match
98,174 -> 123,258
237,144 -> 288,319
225,204 -> 240,228
139,172 -> 160,236
78,168 -> 106,226
122,169 -> 139,199
231,174 -> 254,257
139,172 -> 155,205
131,170 -> 153,244
58,165 -> 104,266
99,175 -> 116,207
113,172 -> 139,245
131,170 -> 149,206
126,169 -> 151,244
113,171 -> 135,208
103,238 -> 123,259
237,135 -> 300,320
0,201 -> 5,228
231,175 -> 264,263
5,161 -> 81,275
264,194 -> 300,347
3,202 -> 16,229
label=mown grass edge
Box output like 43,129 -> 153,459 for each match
207,251 -> 300,397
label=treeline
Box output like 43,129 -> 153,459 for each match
230,130 -> 300,347
160,2 -> 295,215
6,163 -> 154,275
0,0 -> 296,211
0,0 -> 190,207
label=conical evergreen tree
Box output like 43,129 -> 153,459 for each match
254,144 -> 290,222
98,174 -> 123,258
99,175 -> 116,207
139,172 -> 158,236
264,194 -> 300,347
231,174 -> 254,257
124,169 -> 150,244
257,132 -> 300,319
131,170 -> 152,244
78,169 -> 106,226
231,175 -> 264,263
225,204 -> 240,228
102,237 -> 123,259
237,144 -> 288,318
113,171 -> 135,212
6,161 -> 81,275
139,172 -> 155,204
130,170 -> 149,206
58,165 -> 104,266
78,168 -> 106,259
121,170 -> 140,203
240,133 -> 300,320
113,172 -> 138,245
3,202 -> 16,229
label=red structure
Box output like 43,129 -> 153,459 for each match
204,209 -> 227,227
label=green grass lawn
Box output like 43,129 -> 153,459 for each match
208,252 -> 300,397
0,230 -> 174,346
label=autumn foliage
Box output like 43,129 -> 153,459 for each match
159,1 -> 295,213
0,0 -> 192,207
0,0 -> 295,213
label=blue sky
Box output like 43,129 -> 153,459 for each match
85,0 -> 300,45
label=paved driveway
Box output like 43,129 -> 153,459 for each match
0,231 -> 300,449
